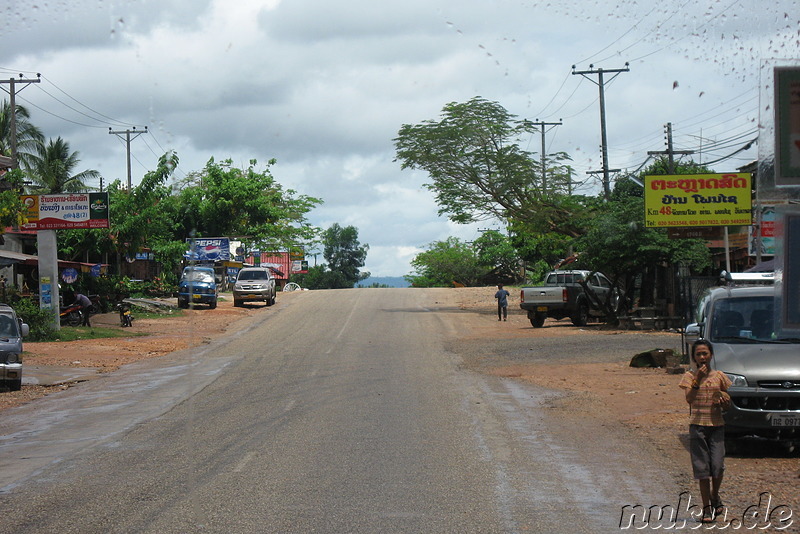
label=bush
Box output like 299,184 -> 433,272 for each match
10,297 -> 57,341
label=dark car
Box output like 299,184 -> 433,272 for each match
0,304 -> 30,392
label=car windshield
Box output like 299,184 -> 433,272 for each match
0,314 -> 18,337
710,296 -> 778,342
183,271 -> 214,283
238,271 -> 268,281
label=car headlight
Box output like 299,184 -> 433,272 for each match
0,352 -> 19,364
724,373 -> 748,387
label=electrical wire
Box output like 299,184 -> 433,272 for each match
37,75 -> 136,128
15,93 -> 109,128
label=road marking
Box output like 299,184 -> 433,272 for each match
233,451 -> 255,473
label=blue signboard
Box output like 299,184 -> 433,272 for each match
61,268 -> 78,284
184,237 -> 231,261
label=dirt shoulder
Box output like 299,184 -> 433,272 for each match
4,287 -> 799,524
2,295 -> 296,411
450,286 -> 800,526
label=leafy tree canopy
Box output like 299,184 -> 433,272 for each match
394,97 -> 586,238
322,223 -> 369,287
173,158 -> 322,251
25,136 -> 100,194
0,100 -> 44,169
473,230 -> 520,284
406,237 -> 485,287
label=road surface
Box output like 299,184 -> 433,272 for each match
0,289 -> 683,532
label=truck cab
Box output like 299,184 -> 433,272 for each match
177,266 -> 218,309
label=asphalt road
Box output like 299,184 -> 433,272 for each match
0,289 -> 683,533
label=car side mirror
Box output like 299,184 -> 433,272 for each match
20,323 -> 30,337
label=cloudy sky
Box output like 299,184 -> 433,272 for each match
1,0 -> 797,276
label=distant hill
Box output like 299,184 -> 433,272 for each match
357,276 -> 410,288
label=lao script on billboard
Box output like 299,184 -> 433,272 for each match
21,193 -> 110,230
644,173 -> 752,228
184,238 -> 231,262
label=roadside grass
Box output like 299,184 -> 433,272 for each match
36,307 -> 185,342
44,326 -> 147,342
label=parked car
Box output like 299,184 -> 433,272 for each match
0,304 -> 30,392
233,267 -> 276,307
519,270 -> 624,327
684,284 -> 800,442
177,266 -> 218,309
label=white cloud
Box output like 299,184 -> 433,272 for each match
2,0 -> 791,276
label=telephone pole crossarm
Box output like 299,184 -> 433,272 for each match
108,126 -> 148,190
571,63 -> 629,199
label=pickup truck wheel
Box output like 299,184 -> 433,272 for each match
530,312 -> 546,328
267,292 -> 275,306
209,300 -> 217,310
233,299 -> 242,307
9,378 -> 21,392
572,302 -> 589,327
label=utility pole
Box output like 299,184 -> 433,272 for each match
532,119 -> 562,193
108,126 -> 147,190
647,122 -> 694,174
571,63 -> 629,200
1,74 -> 41,169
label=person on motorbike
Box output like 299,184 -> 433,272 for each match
71,293 -> 93,326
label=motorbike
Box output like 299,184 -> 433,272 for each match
117,302 -> 134,327
59,303 -> 84,327
59,294 -> 101,327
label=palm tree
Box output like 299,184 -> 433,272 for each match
0,100 -> 44,169
26,137 -> 101,193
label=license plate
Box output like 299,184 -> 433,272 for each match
192,295 -> 202,301
771,414 -> 800,427
536,306 -> 548,312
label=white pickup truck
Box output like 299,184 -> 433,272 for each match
519,270 -> 622,328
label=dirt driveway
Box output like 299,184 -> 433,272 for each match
4,287 -> 799,527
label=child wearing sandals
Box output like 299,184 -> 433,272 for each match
679,339 -> 732,523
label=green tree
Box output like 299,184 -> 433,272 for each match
473,230 -> 520,284
574,164 -> 713,308
292,264 -> 350,290
0,168 -> 28,229
26,137 -> 100,193
0,100 -> 44,169
405,237 -> 484,287
321,223 -> 369,288
174,158 -> 321,249
394,97 -> 584,237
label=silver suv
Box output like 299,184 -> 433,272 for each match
0,304 -> 30,392
233,267 -> 276,307
685,285 -> 800,442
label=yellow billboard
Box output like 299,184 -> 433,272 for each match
644,173 -> 752,228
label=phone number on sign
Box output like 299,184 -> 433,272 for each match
648,219 -> 751,227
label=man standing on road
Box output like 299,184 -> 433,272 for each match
494,284 -> 510,321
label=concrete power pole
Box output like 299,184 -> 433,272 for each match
647,122 -> 694,174
532,119 -> 562,193
108,126 -> 147,190
571,63 -> 629,199
1,74 -> 41,169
